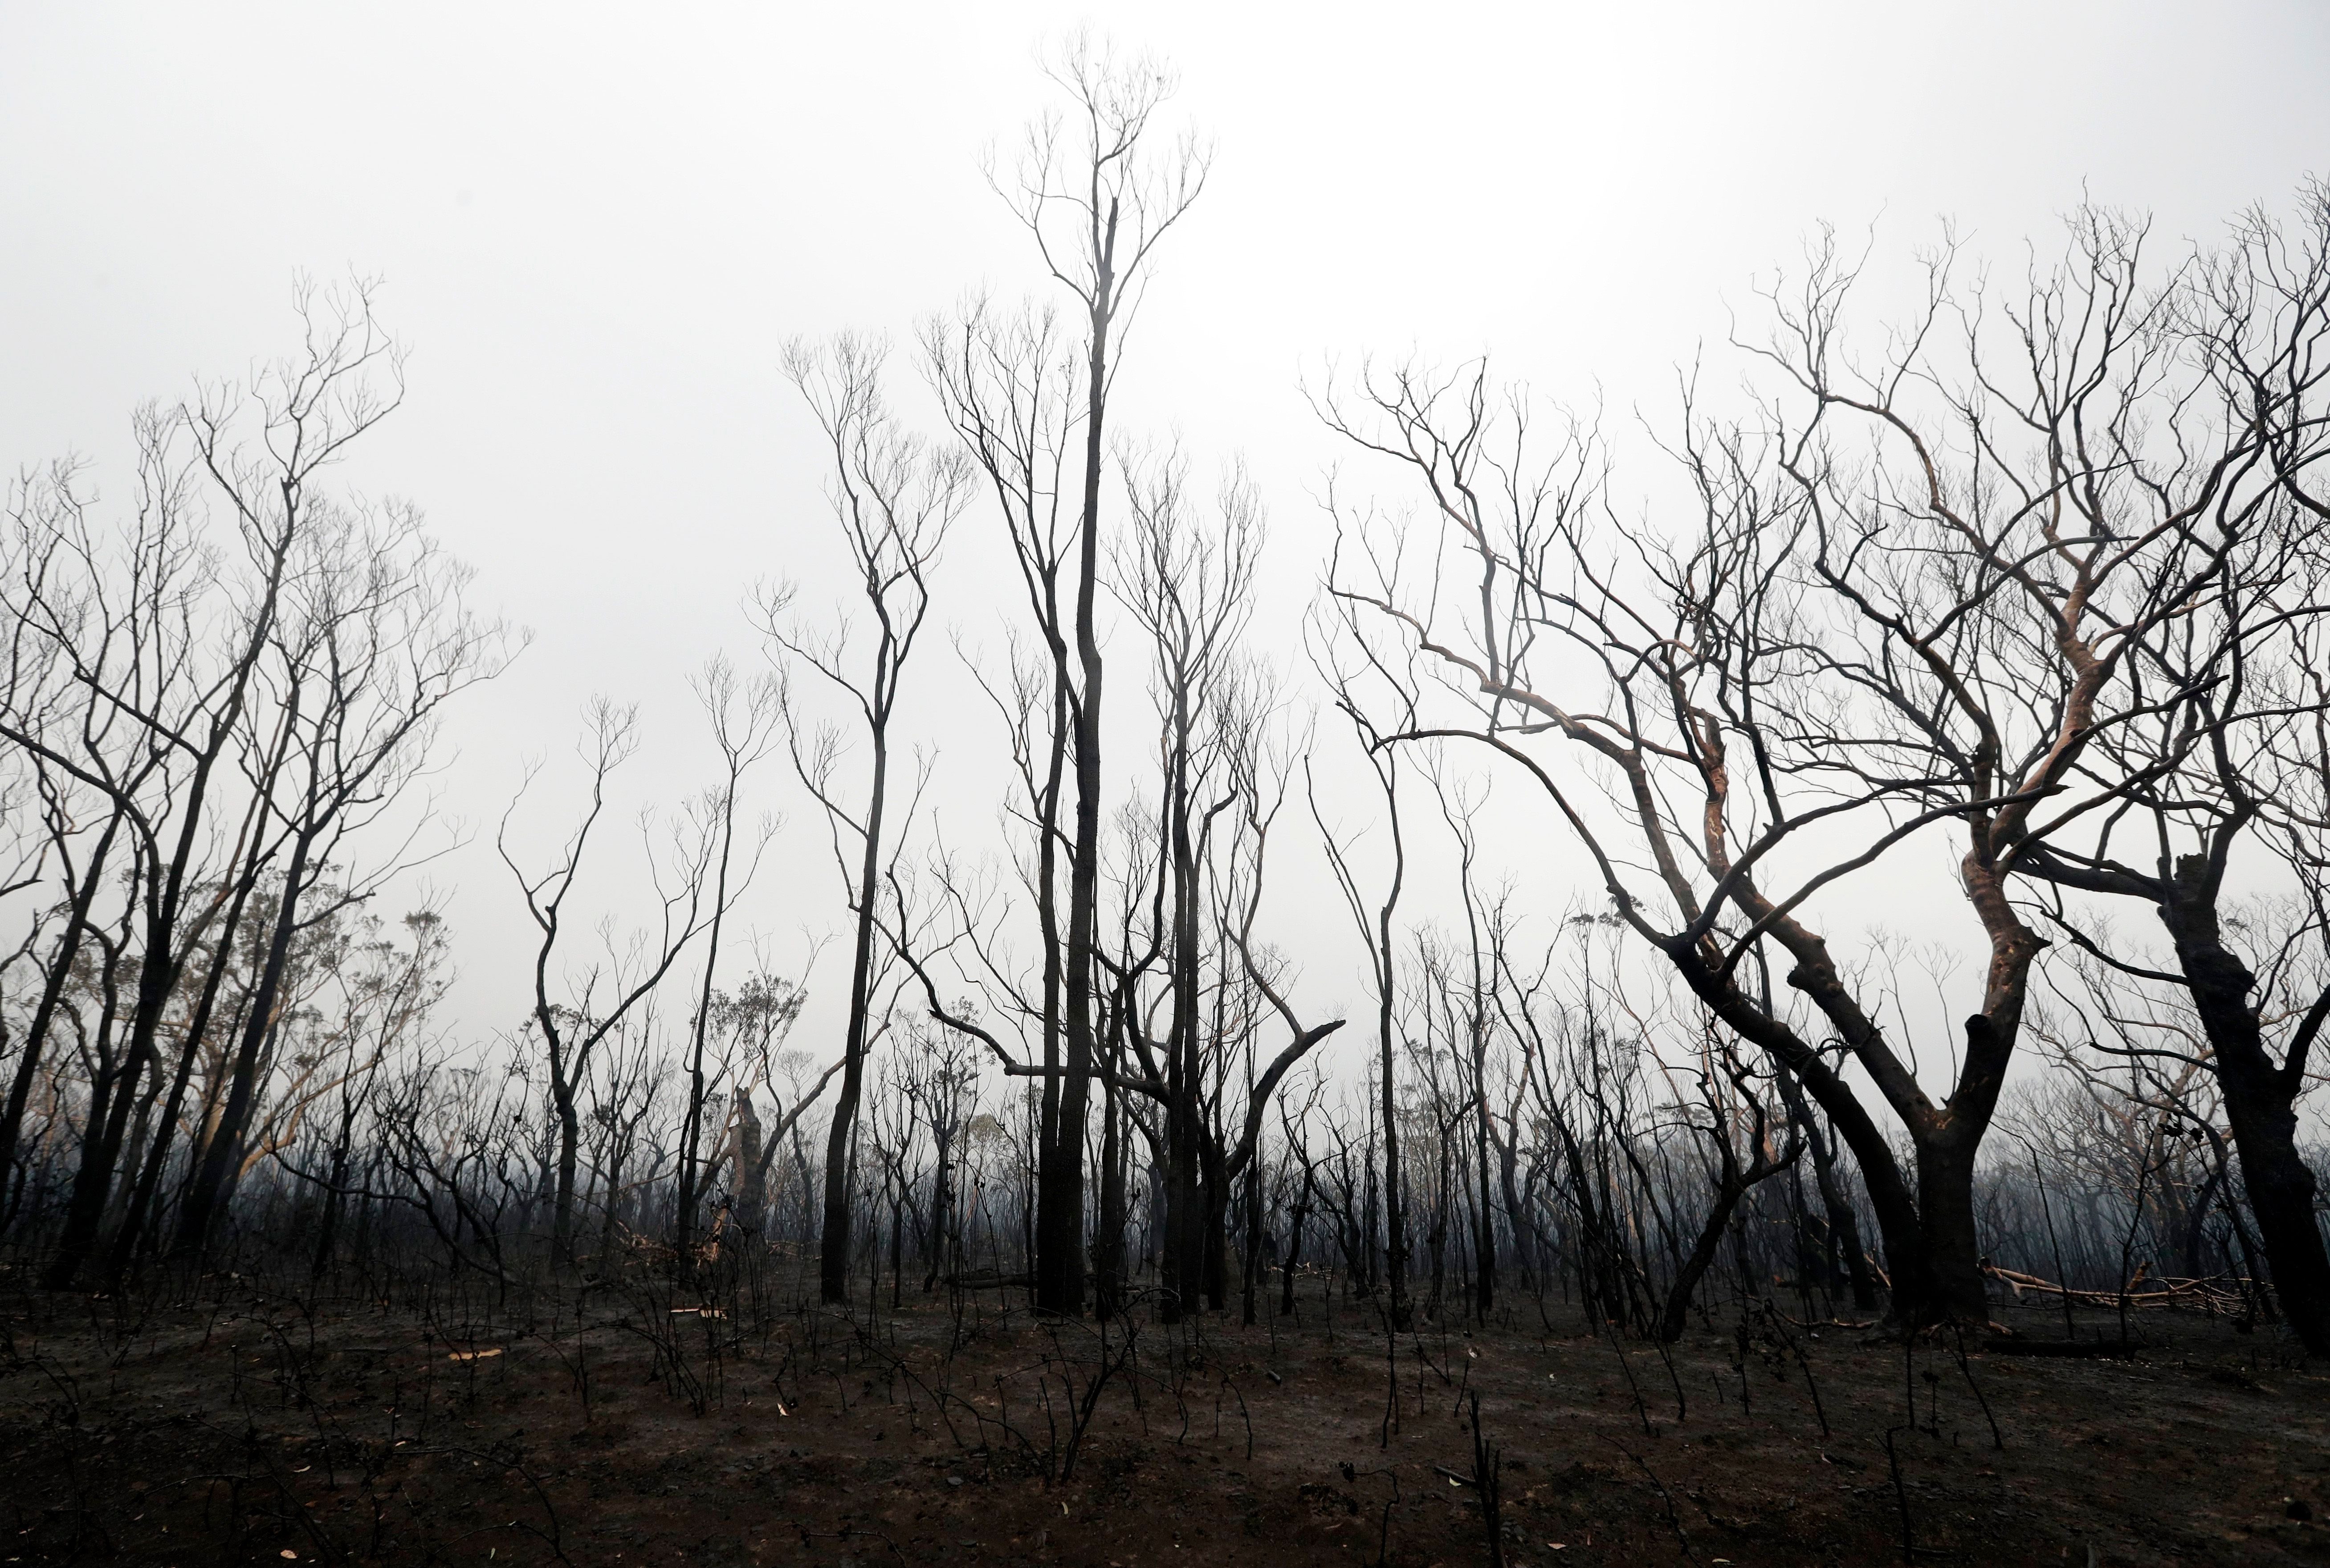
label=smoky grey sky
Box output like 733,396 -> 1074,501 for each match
5,2 -> 2327,1055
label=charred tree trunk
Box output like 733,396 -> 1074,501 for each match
819,731 -> 889,1304
2162,884 -> 2330,1357
1095,1072 -> 1128,1319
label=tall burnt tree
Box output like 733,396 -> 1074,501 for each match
908,43 -> 1207,1316
1307,702 -> 1411,1330
770,333 -> 966,1305
925,296 -> 1084,1309
1112,454 -> 1255,1320
1105,470 -> 1344,1319
989,39 -> 1207,1315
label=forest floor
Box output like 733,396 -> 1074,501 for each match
3,1259 -> 2328,1567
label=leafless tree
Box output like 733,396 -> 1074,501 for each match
768,333 -> 966,1304
1987,186 -> 2330,1350
671,657 -> 780,1259
1656,1020 -> 1804,1341
1110,453 -> 1254,1320
1308,703 -> 1412,1330
980,36 -> 1207,1315
501,698 -> 721,1263
924,293 -> 1084,1304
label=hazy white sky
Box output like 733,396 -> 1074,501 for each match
4,1 -> 2326,1052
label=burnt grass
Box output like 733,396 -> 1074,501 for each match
4,1261 -> 2328,1567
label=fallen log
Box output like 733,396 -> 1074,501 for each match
1983,1263 -> 2252,1315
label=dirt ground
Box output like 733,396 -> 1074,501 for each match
4,1263 -> 2327,1567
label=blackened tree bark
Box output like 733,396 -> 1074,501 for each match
1310,709 -> 1410,1329
771,334 -> 965,1305
925,297 -> 1082,1301
1113,455 -> 1255,1320
1426,764 -> 1503,1317
990,39 -> 1207,1315
1772,1053 -> 1876,1310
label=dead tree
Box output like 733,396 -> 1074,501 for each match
671,657 -> 780,1260
0,460 -> 138,1237
924,295 -> 1082,1303
501,698 -> 720,1263
286,907 -> 452,1279
1308,706 -> 1411,1329
1425,762 -> 1508,1317
985,38 -> 1208,1316
1110,453 -> 1255,1320
1996,185 -> 2330,1353
770,333 -> 965,1304
707,971 -> 830,1233
1658,1022 -> 1804,1341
